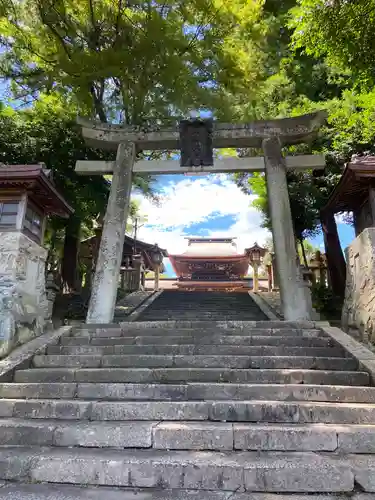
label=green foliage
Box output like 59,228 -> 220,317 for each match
297,240 -> 320,264
311,283 -> 343,320
0,94 -> 149,227
1,0 -> 375,301
233,0 -> 375,261
290,0 -> 375,89
145,271 -> 168,279
0,0 -> 263,123
0,96 -> 108,223
327,90 -> 375,157
0,95 -> 152,289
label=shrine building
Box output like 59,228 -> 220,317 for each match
169,238 -> 250,291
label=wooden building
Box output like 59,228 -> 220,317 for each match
80,232 -> 167,292
0,164 -> 72,357
0,164 -> 72,243
169,238 -> 250,291
323,155 -> 375,339
323,155 -> 375,235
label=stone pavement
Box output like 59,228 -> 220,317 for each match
255,292 -> 283,318
113,290 -> 153,321
0,318 -> 374,496
136,290 -> 268,322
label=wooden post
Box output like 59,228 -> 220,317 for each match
154,265 -> 160,291
369,186 -> 375,225
252,263 -> 259,292
267,264 -> 273,291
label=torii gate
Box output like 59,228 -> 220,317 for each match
75,111 -> 327,324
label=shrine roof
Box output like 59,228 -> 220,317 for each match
80,233 -> 168,271
171,237 -> 243,258
0,164 -> 73,217
322,155 -> 375,213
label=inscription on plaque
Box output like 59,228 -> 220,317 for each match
179,119 -> 213,167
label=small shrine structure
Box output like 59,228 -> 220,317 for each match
0,164 -> 72,357
246,242 -> 268,292
169,238 -> 250,291
322,155 -> 375,339
80,233 -> 167,293
75,111 -> 327,323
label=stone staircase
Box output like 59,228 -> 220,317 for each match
136,290 -> 268,321
0,320 -> 374,498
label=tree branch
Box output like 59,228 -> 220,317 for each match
90,83 -> 107,122
37,3 -> 73,61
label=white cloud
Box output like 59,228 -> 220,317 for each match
131,175 -> 270,254
335,212 -> 351,224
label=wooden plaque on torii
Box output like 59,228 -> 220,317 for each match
179,119 -> 214,167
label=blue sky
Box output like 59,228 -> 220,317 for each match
132,173 -> 355,278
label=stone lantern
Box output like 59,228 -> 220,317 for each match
245,242 -> 267,292
150,244 -> 164,291
0,164 -> 73,358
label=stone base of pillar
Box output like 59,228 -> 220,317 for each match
279,274 -> 313,321
0,232 -> 49,359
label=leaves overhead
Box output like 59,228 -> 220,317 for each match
232,0 -> 375,250
290,0 -> 375,89
1,0 -> 375,269
0,0 -> 263,123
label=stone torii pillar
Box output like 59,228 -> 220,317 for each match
263,137 -> 310,320
86,143 -> 135,324
76,111 -> 326,323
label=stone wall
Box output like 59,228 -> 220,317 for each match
0,231 -> 49,358
342,227 -> 375,341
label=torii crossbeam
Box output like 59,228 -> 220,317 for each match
76,111 -> 327,324
76,155 -> 325,175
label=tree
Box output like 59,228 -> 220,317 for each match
230,0 -> 366,296
0,96 -> 151,291
0,0 -> 263,123
0,0 -> 265,292
290,0 -> 375,90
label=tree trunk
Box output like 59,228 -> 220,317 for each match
61,215 -> 82,293
320,211 -> 346,297
46,228 -> 57,273
299,238 -> 309,268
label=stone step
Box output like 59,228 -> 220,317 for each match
126,320 -> 315,329
1,419 -> 375,453
1,382 -> 374,403
47,344 -> 346,357
61,335 -> 334,347
14,368 -> 370,385
2,399 -> 375,423
138,310 -> 267,314
153,422 -> 375,452
0,447 -> 357,492
75,328 -> 323,338
80,319 -> 307,328
123,303 -> 271,309
137,317 -> 268,322
32,355 -> 357,370
0,485 -> 372,500
136,312 -> 268,319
